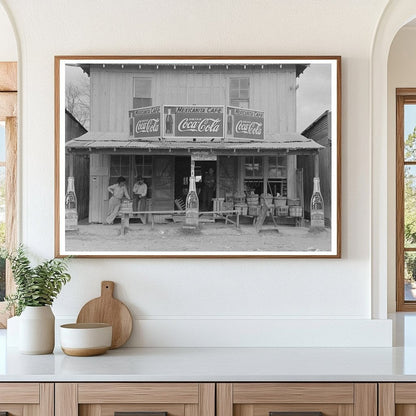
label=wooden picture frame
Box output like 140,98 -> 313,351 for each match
55,56 -> 341,258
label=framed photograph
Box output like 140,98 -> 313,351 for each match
55,56 -> 341,258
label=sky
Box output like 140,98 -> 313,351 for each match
0,123 -> 5,161
405,104 -> 416,139
296,63 -> 332,132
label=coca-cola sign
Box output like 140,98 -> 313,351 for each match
129,106 -> 161,138
226,106 -> 264,140
163,105 -> 224,139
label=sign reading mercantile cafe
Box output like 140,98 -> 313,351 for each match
129,105 -> 264,140
129,106 -> 161,139
226,106 -> 264,140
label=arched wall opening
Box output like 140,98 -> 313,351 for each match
372,1 -> 416,320
387,19 -> 416,313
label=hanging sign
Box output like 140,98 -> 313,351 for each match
191,152 -> 217,161
129,106 -> 161,138
163,105 -> 224,139
226,106 -> 264,140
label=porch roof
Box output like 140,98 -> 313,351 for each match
66,132 -> 324,152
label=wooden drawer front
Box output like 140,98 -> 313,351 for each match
78,383 -> 200,404
0,383 -> 39,403
218,383 -> 376,416
0,383 -> 53,416
57,383 -> 215,416
395,383 -> 416,404
233,383 -> 354,404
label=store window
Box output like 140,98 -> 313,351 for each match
397,89 -> 416,311
268,156 -> 287,178
244,156 -> 263,195
230,77 -> 250,108
109,155 -> 130,191
134,155 -> 153,198
268,156 -> 287,197
133,78 -> 152,109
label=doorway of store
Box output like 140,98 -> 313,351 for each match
174,157 -> 217,212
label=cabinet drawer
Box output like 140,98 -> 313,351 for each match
56,383 -> 215,416
217,383 -> 376,416
0,383 -> 53,416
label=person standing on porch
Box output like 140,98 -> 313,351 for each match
133,176 -> 148,223
106,176 -> 130,224
202,168 -> 216,211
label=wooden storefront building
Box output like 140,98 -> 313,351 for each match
65,63 -> 323,223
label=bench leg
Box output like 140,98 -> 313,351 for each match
120,214 -> 130,235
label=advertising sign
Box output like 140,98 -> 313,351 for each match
129,106 -> 161,138
163,105 -> 224,139
226,106 -> 264,140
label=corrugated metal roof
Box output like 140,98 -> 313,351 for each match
66,131 -> 323,151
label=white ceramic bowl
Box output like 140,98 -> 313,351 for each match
60,323 -> 112,356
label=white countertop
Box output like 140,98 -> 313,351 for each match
2,345 -> 416,382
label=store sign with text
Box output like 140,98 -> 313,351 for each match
163,105 -> 224,139
226,106 -> 264,140
129,106 -> 161,138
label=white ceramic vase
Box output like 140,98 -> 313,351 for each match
19,306 -> 55,354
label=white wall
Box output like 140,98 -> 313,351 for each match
0,0 -> 394,347
387,26 -> 416,312
0,3 -> 16,61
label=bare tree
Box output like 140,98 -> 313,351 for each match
66,79 -> 90,130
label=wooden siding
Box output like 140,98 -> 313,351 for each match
299,111 -> 332,224
89,153 -> 110,223
65,112 -> 89,220
90,66 -> 297,135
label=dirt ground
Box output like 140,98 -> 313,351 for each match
65,218 -> 332,253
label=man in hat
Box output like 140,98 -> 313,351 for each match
133,176 -> 148,223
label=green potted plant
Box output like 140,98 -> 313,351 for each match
5,246 -> 71,354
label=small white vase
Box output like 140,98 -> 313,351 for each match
19,306 -> 55,354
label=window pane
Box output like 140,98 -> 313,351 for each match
240,78 -> 249,89
134,78 -> 151,98
405,252 -> 416,301
253,156 -> 263,176
405,104 -> 416,161
405,165 -> 416,247
244,157 -> 253,177
143,166 -> 152,177
143,155 -> 152,165
230,79 -> 239,90
229,78 -> 250,104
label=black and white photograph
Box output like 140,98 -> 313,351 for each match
56,57 -> 340,257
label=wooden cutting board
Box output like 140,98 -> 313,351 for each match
76,281 -> 133,349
